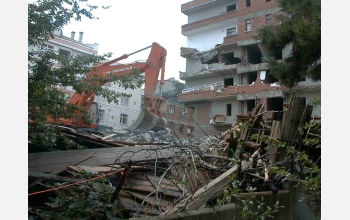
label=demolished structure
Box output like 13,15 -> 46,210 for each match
28,97 -> 321,219
179,0 -> 321,138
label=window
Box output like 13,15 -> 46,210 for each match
121,96 -> 129,106
266,0 -> 271,2
179,124 -> 184,133
246,0 -> 251,7
169,105 -> 175,115
120,113 -> 128,125
42,43 -> 53,49
245,19 -> 252,31
180,108 -> 186,117
59,49 -> 71,58
224,78 -> 234,87
226,27 -> 237,36
227,104 -> 232,116
168,122 -> 174,129
226,4 -> 236,12
98,109 -> 105,122
266,14 -> 272,26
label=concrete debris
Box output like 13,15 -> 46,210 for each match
29,97 -> 321,219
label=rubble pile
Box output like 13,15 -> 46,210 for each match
28,96 -> 321,219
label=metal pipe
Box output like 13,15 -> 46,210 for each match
127,44 -> 153,57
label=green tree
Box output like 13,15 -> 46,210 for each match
28,0 -> 144,149
254,0 -> 321,88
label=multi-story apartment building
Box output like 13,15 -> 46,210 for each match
179,0 -> 321,137
162,102 -> 195,139
29,30 -> 144,132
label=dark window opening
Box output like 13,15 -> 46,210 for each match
246,0 -> 251,7
248,72 -> 257,84
273,48 -> 283,60
168,122 -> 174,129
246,44 -> 262,64
179,124 -> 184,133
201,55 -> 219,64
263,71 -> 279,84
227,4 -> 237,12
59,49 -> 71,58
247,100 -> 255,112
224,78 -> 234,87
221,53 -> 241,64
266,14 -> 272,26
266,0 -> 271,2
227,104 -> 232,116
267,97 -> 284,111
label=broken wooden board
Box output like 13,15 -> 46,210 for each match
67,165 -> 122,173
28,152 -> 94,188
119,197 -> 161,216
163,161 -> 252,214
28,171 -> 84,183
29,146 -> 180,173
126,190 -> 174,211
146,175 -> 183,198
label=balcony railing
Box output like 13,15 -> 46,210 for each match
182,81 -> 223,93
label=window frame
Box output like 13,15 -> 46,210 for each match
266,14 -> 272,26
169,105 -> 175,115
226,4 -> 237,12
98,109 -> 105,122
246,0 -> 251,7
121,96 -> 129,106
120,113 -> 128,125
245,19 -> 252,32
180,108 -> 186,118
179,124 -> 184,133
226,27 -> 237,36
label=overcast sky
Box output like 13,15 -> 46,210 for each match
62,0 -> 189,82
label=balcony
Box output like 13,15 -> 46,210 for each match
182,0 -> 278,34
182,81 -> 224,93
180,63 -> 237,80
180,47 -> 198,58
179,77 -> 285,103
237,63 -> 269,74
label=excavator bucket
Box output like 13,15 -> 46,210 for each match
126,107 -> 167,131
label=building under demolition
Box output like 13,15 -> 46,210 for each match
178,0 -> 321,138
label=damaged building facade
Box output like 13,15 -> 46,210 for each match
179,0 -> 321,137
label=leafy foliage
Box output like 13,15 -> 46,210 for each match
254,0 -> 321,88
30,181 -> 124,220
28,0 -> 144,149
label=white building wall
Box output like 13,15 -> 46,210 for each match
210,99 -> 240,122
187,21 -> 238,51
187,0 -> 238,23
96,86 -> 143,132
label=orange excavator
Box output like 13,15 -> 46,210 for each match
51,42 -> 168,132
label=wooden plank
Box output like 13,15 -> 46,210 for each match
102,133 -> 117,140
29,146 -> 180,173
119,197 -> 161,215
28,171 -> 84,183
68,165 -> 122,173
126,191 -> 173,211
145,175 -> 183,198
28,152 -> 94,188
163,161 -> 252,214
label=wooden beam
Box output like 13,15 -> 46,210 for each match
28,152 -> 93,188
163,161 -> 252,214
28,171 -> 84,183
